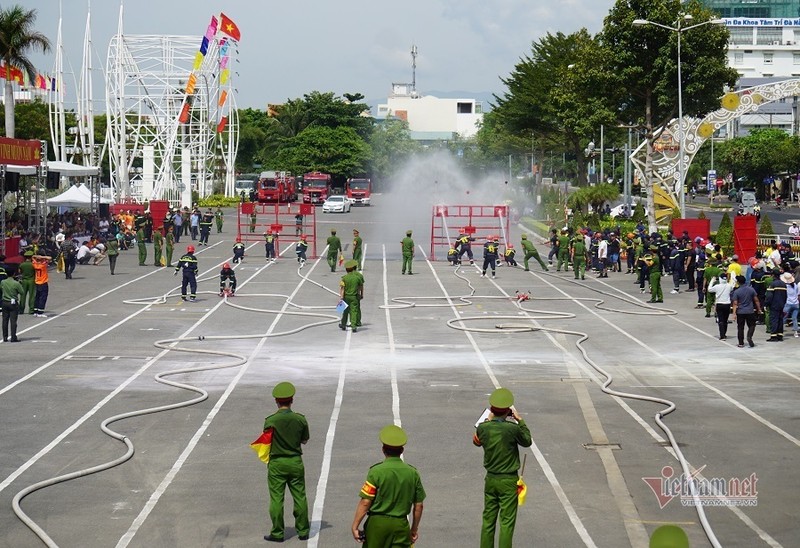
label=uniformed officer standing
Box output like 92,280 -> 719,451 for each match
473,388 -> 532,548
351,425 -> 425,547
199,208 -> 214,246
264,230 -> 276,261
215,207 -> 224,233
570,233 -> 587,280
250,210 -> 257,233
352,229 -> 363,269
339,260 -> 363,332
136,226 -> 147,266
326,229 -> 342,272
165,226 -> 175,267
482,237 -> 499,278
520,233 -> 548,272
153,227 -> 164,267
17,251 -> 36,314
174,245 -> 198,302
646,245 -> 663,303
401,230 -> 415,275
263,382 -> 310,543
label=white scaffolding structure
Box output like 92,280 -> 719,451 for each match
105,8 -> 238,204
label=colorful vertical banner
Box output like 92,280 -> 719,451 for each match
218,89 -> 228,108
216,116 -> 228,133
220,69 -> 230,85
178,102 -> 190,124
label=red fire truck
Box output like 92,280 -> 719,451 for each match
302,171 -> 332,205
345,177 -> 372,206
256,171 -> 297,203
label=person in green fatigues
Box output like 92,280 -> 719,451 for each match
352,425 -> 425,547
18,251 -> 36,314
339,260 -> 363,332
703,258 -> 722,317
646,245 -> 663,303
352,229 -> 363,269
556,229 -> 571,271
250,211 -> 257,233
520,233 -> 547,272
473,388 -> 532,548
136,227 -> 147,266
153,228 -> 164,267
215,207 -> 224,233
262,382 -> 310,543
326,229 -> 342,272
106,238 -> 119,275
401,230 -> 415,275
165,227 -> 175,267
570,234 -> 587,280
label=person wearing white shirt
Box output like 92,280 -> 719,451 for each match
597,236 -> 609,278
54,229 -> 65,250
709,275 -> 734,340
789,222 -> 800,239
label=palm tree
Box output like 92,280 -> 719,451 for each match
0,5 -> 50,138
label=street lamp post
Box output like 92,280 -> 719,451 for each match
632,14 -> 724,218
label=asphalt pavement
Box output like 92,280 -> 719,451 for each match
0,199 -> 798,548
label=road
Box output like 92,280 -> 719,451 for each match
0,198 -> 798,547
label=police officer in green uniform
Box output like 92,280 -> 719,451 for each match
473,388 -> 532,548
401,230 -> 415,275
18,251 -> 36,314
352,425 -> 425,547
520,233 -> 548,272
339,260 -> 363,332
153,227 -> 164,267
646,245 -> 663,303
250,210 -> 257,233
136,226 -> 147,266
352,229 -> 363,269
215,207 -> 224,233
263,382 -> 310,543
570,234 -> 587,280
556,229 -> 571,271
326,229 -> 342,272
165,226 -> 175,267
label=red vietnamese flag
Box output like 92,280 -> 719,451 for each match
219,13 -> 241,41
217,116 -> 228,133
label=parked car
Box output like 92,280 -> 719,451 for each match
322,195 -> 351,213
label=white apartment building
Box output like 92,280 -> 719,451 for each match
375,83 -> 484,141
701,0 -> 800,135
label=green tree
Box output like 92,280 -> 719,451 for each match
567,183 -> 620,214
0,5 -> 50,138
715,211 -> 733,252
759,213 -> 774,237
715,129 -> 793,201
492,29 -> 616,185
600,0 -> 738,231
266,125 -> 370,178
368,119 -> 419,186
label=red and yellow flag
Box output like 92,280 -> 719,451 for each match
219,13 -> 241,41
250,428 -> 273,464
517,477 -> 527,506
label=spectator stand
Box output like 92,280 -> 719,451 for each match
237,202 -> 317,258
430,204 -> 510,261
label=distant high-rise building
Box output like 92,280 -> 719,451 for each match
700,0 -> 800,135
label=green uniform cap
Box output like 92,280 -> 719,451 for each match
489,387 -> 514,408
406,230 -> 412,235
379,424 -> 407,447
345,259 -> 358,269
649,525 -> 689,548
649,245 -> 658,250
272,381 -> 296,399
521,234 -> 527,239
24,250 -> 34,257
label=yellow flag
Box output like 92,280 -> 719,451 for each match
57,253 -> 65,273
517,477 -> 527,506
192,52 -> 204,70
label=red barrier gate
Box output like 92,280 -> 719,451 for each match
237,202 -> 317,257
430,204 -> 510,261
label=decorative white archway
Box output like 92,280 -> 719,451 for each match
631,78 -> 800,212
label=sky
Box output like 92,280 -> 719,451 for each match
16,0 -> 616,110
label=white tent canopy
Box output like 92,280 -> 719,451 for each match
47,183 -> 111,208
5,161 -> 100,176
